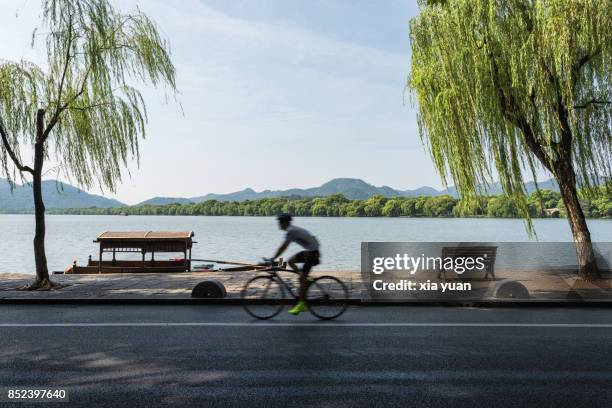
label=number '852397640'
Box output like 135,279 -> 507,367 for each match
6,389 -> 67,400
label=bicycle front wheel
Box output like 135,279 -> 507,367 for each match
241,275 -> 285,319
306,275 -> 348,320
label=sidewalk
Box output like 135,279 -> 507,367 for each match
0,271 -> 362,301
1,269 -> 611,303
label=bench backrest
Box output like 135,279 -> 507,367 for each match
441,246 -> 497,263
441,246 -> 497,277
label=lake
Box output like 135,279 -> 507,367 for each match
0,215 -> 610,274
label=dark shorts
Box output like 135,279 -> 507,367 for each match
289,250 -> 320,275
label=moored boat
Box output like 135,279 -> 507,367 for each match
65,231 -> 195,274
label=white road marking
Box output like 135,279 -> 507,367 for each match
1,322 -> 612,327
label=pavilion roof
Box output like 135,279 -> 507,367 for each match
96,231 -> 194,242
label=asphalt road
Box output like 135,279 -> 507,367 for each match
1,305 -> 611,407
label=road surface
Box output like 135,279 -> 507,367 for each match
1,305 -> 611,407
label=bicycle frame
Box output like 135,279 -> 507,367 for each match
256,266 -> 301,299
253,266 -> 335,302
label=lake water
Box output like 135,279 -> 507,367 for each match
0,215 -> 610,273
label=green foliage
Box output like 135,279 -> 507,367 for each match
409,0 -> 611,231
527,189 -> 561,217
422,195 -> 456,216
590,196 -> 612,218
453,196 -> 489,217
49,189 -> 611,219
486,196 -> 518,218
0,0 -> 176,191
382,199 -> 402,217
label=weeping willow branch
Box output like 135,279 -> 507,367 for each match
0,0 -> 177,190
572,99 -> 612,110
409,0 -> 611,223
0,0 -> 178,282
573,48 -> 601,81
409,0 -> 610,276
0,125 -> 34,174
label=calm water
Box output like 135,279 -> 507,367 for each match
0,215 -> 610,273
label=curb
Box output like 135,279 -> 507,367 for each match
0,298 -> 361,305
2,298 -> 612,307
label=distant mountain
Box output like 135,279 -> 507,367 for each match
192,188 -> 265,202
136,197 -> 194,206
404,186 -> 443,197
189,178 -> 439,202
0,176 -> 566,212
187,177 -> 559,202
0,178 -> 125,212
440,179 -> 560,196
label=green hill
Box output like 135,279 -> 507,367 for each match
0,178 -> 125,212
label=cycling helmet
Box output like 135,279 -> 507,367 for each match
276,213 -> 292,223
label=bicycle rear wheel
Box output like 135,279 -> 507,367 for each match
306,275 -> 348,320
241,275 -> 285,319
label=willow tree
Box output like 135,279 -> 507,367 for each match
409,0 -> 611,278
0,0 -> 176,288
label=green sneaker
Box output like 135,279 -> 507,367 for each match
288,301 -> 308,315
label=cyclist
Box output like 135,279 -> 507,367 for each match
269,213 -> 320,315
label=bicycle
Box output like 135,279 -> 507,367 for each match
240,261 -> 349,320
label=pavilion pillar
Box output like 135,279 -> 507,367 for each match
98,245 -> 102,274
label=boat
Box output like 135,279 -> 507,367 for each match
64,231 -> 195,274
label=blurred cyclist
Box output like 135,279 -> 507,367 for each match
269,213 -> 320,315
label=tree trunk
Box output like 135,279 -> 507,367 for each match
32,109 -> 51,286
554,159 -> 599,279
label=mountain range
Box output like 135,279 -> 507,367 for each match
0,177 -> 561,212
136,177 -> 560,206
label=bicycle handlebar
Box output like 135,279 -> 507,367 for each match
256,263 -> 297,274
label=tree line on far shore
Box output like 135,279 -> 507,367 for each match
50,188 -> 611,218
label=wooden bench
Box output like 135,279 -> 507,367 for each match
438,246 -> 497,280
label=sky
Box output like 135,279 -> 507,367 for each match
0,0 -> 443,204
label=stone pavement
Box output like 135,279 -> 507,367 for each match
0,271 -> 362,300
1,269 -> 611,302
